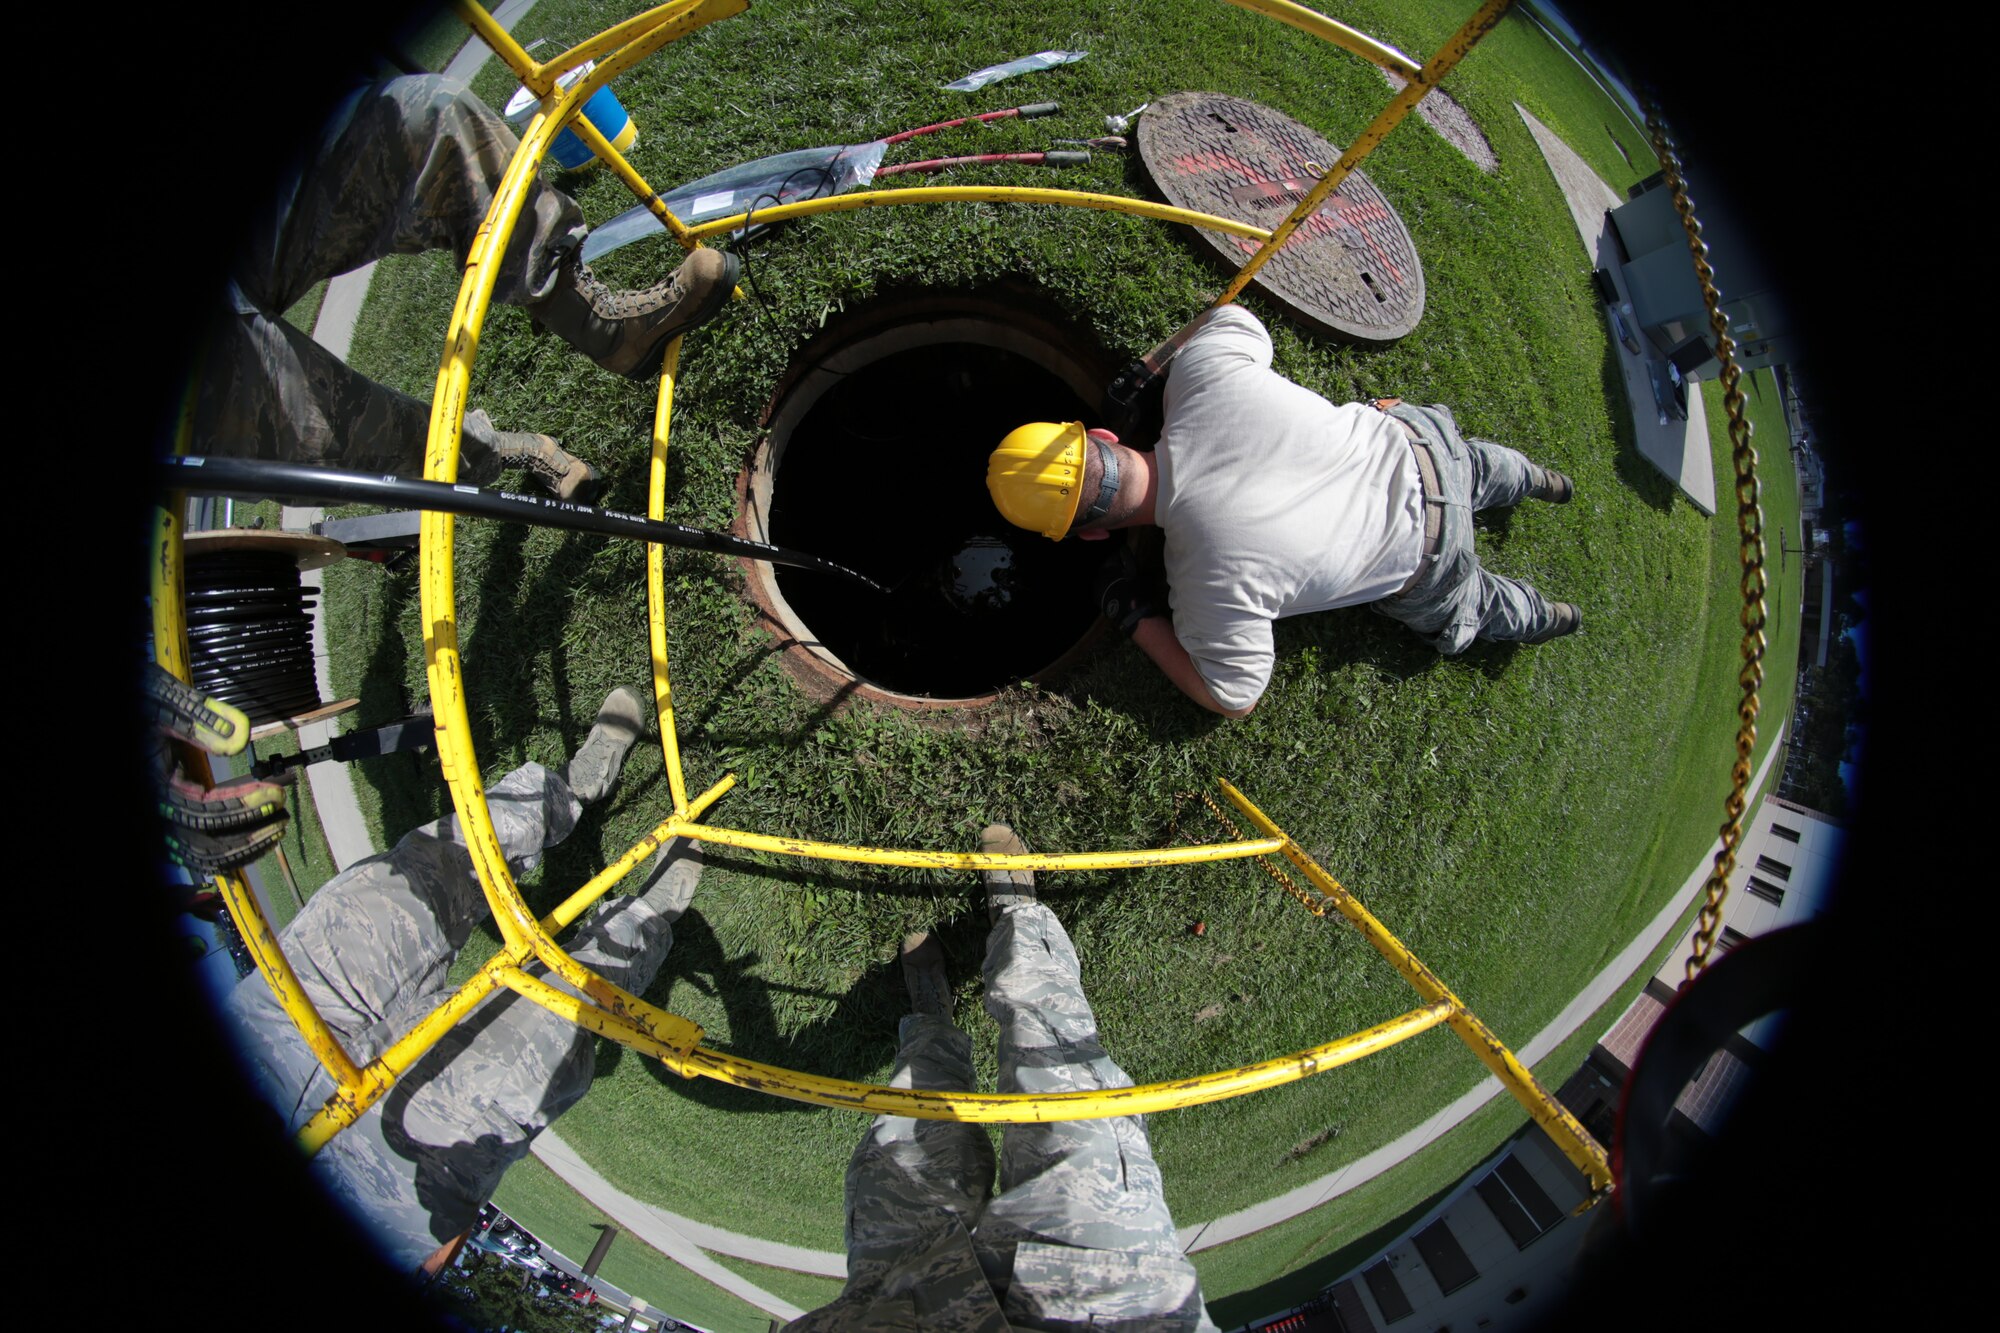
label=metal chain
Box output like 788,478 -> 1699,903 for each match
1167,791 -> 1331,917
1641,104 -> 1769,987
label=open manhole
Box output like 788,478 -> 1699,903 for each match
739,288 -> 1122,707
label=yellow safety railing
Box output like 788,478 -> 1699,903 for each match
163,0 -> 1610,1193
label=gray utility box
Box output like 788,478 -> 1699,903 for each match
1608,172 -> 1792,380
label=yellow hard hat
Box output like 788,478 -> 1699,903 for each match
987,421 -> 1089,540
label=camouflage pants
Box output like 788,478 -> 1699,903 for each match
1372,401 -> 1565,655
223,764 -> 677,1270
790,903 -> 1217,1331
194,74 -> 589,480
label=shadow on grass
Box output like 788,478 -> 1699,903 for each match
347,561 -> 451,852
622,907 -> 908,1115
1603,337 -> 1678,513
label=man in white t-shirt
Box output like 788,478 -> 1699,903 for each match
986,305 -> 1579,716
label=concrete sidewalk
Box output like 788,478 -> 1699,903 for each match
1516,103 -> 1715,514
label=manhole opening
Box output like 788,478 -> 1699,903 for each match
741,289 -> 1121,707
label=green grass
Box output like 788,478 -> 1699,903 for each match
705,1252 -> 846,1314
282,280 -> 330,337
247,730 -> 342,930
318,0 -> 1805,1291
491,1153 -> 789,1333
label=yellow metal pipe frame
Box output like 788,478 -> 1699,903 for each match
1219,0 -> 1424,79
647,336 -> 695,813
665,1001 -> 1458,1120
683,185 -> 1276,245
672,818 -> 1284,871
184,0 -> 1601,1186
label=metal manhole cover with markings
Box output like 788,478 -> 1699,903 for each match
1137,91 -> 1425,343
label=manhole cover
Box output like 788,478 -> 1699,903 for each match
1137,91 -> 1425,342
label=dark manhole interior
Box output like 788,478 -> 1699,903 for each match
766,336 -> 1113,699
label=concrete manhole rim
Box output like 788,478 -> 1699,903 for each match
736,288 -> 1117,712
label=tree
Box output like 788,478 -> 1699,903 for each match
429,1252 -> 601,1332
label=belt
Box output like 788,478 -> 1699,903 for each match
1372,400 -> 1445,596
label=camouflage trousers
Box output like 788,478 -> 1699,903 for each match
1372,401 -> 1565,655
789,903 -> 1218,1332
223,764 -> 677,1271
194,74 -> 589,481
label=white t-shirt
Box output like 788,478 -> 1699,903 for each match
1154,306 -> 1424,710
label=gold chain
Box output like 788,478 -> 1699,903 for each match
1167,791 -> 1331,917
1642,105 -> 1769,987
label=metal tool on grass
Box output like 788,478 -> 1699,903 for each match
158,456 -> 888,593
883,102 -> 1060,143
876,150 -> 1089,178
1105,102 -> 1148,134
1054,136 -> 1127,150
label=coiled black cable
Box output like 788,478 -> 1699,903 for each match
182,547 -> 325,728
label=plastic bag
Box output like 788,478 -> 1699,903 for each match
942,50 -> 1087,93
580,141 -> 888,260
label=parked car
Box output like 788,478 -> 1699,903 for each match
549,1270 -> 598,1305
467,1230 -> 549,1272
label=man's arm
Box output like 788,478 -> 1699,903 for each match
1132,617 -> 1255,717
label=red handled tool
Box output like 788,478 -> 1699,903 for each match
875,150 -> 1089,178
882,102 -> 1060,144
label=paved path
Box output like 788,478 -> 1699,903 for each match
276,61 -> 1761,1285
532,1131 -> 808,1321
287,0 -> 543,871
1515,103 -> 1715,514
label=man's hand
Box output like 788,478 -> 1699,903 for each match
1090,544 -> 1165,635
146,664 -> 292,875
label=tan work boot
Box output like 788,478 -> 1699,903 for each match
980,824 -> 1036,925
495,431 -> 601,503
530,247 -> 740,380
566,687 -> 645,805
1529,465 -> 1574,504
1520,602 -> 1582,644
900,931 -> 953,1018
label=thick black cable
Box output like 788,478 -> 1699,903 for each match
182,543 -> 328,728
158,456 -> 886,593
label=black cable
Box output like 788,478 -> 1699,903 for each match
159,456 -> 887,592
182,546 -> 327,728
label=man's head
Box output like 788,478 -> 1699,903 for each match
987,421 -> 1134,541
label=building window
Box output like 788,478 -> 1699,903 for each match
1755,855 -> 1791,881
1413,1220 -> 1479,1296
1475,1155 -> 1566,1251
1360,1264 -> 1410,1325
1770,823 -> 1800,842
1718,926 -> 1750,952
1747,876 -> 1785,906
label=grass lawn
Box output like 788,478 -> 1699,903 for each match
246,728 -> 341,931
311,0 -> 1806,1292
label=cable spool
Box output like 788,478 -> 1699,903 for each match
181,530 -> 357,736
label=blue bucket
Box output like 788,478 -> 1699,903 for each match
503,61 -> 639,170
